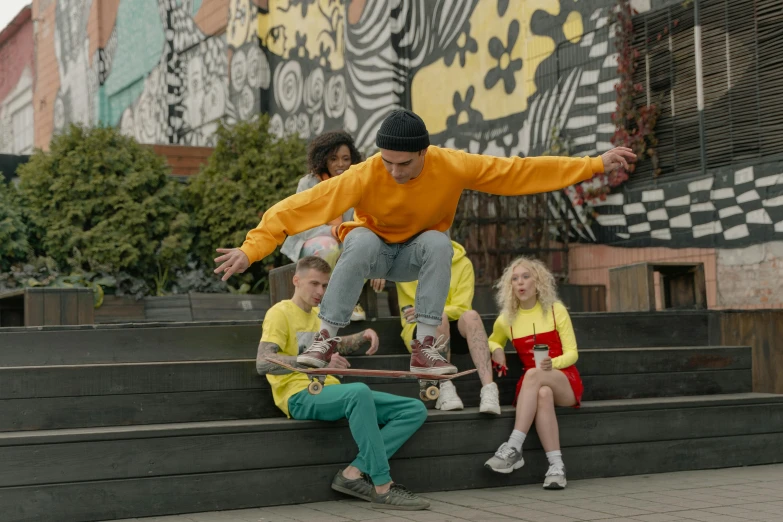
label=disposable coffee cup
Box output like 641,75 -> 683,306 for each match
401,305 -> 415,324
533,344 -> 549,368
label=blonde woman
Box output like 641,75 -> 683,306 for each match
483,257 -> 583,490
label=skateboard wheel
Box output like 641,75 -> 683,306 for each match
425,386 -> 439,401
419,391 -> 429,401
308,379 -> 323,395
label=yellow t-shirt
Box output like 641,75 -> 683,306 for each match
260,300 -> 340,417
487,301 -> 578,370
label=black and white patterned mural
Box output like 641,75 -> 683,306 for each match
589,159 -> 783,248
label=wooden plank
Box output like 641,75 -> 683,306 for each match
23,288 -> 44,327
2,433 -> 781,522
94,295 -> 145,324
0,348 -> 751,401
720,310 -> 783,394
268,264 -> 295,306
609,263 -> 655,312
0,390 -> 281,432
2,400 -> 782,487
77,289 -> 94,324
61,290 -> 79,325
43,289 -> 61,326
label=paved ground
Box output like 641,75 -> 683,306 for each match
112,464 -> 783,522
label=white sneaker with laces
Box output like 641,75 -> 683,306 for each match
435,380 -> 464,410
351,305 -> 366,321
543,462 -> 567,490
479,382 -> 501,415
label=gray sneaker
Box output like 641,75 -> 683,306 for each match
484,442 -> 525,474
331,469 -> 374,501
371,483 -> 430,510
543,462 -> 567,490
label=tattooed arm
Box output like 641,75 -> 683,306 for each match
336,329 -> 380,356
256,341 -> 306,375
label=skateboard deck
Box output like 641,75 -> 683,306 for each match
264,356 -> 477,400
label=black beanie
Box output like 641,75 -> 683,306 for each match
375,109 -> 430,152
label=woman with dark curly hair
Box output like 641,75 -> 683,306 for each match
281,130 -> 370,320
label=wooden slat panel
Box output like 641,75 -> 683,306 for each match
720,310 -> 783,393
60,290 -> 79,325
2,432 -> 782,522
23,289 -> 44,327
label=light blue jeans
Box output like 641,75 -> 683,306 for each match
319,228 -> 453,328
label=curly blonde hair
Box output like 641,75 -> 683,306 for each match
494,256 -> 560,320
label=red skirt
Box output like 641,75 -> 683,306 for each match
513,365 -> 584,409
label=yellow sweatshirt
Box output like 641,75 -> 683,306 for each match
488,301 -> 578,369
396,241 -> 474,349
240,147 -> 604,263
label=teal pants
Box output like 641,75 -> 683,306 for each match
288,383 -> 428,484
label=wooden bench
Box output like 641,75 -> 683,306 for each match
0,288 -> 94,327
609,262 -> 707,312
268,263 -> 378,318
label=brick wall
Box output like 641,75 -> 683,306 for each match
716,242 -> 783,310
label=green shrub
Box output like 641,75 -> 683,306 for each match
188,115 -> 306,291
0,179 -> 31,272
17,125 -> 193,295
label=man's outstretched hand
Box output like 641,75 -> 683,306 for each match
601,147 -> 637,174
214,248 -> 250,281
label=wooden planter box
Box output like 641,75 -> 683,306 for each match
94,293 -> 271,324
609,262 -> 707,312
0,288 -> 94,327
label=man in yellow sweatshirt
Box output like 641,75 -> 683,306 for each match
396,240 -> 504,414
214,109 -> 635,376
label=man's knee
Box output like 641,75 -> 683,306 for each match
460,310 -> 480,327
343,228 -> 383,257
441,312 -> 450,327
418,231 -> 452,260
343,382 -> 373,403
408,398 -> 429,426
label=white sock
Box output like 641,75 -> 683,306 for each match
416,323 -> 438,343
508,430 -> 526,452
546,450 -> 563,467
319,322 -> 339,338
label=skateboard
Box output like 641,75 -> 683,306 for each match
264,356 -> 477,401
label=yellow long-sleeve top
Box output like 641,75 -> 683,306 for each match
396,240 -> 474,349
239,147 -> 604,263
488,301 -> 578,370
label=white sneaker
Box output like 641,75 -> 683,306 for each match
543,462 -> 567,490
351,305 -> 366,321
435,380 -> 464,411
479,382 -> 501,415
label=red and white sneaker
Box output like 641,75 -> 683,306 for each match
410,335 -> 457,375
296,329 -> 339,368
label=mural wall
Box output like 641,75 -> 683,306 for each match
33,0 -> 622,155
0,5 -> 35,155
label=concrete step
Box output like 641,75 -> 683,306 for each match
2,393 -> 782,522
0,346 -> 751,431
0,311 -> 718,366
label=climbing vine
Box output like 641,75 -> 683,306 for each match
573,0 -> 661,209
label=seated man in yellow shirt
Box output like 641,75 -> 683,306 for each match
396,240 -> 505,414
256,256 -> 430,511
216,109 -> 635,378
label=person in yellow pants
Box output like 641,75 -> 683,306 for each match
396,240 -> 504,414
256,256 -> 430,510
